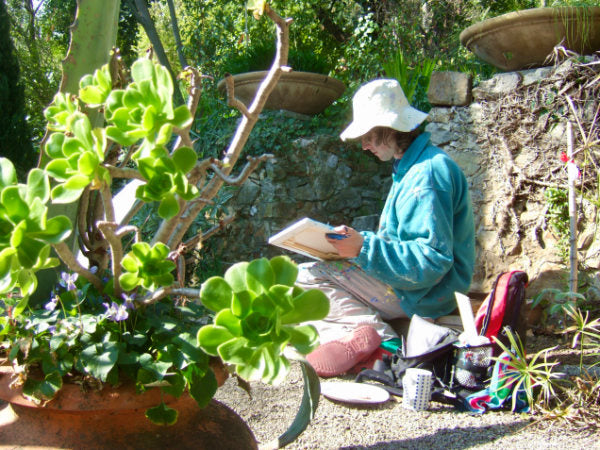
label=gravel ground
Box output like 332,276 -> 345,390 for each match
214,363 -> 599,450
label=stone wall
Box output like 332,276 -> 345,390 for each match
210,58 -> 600,299
209,135 -> 391,265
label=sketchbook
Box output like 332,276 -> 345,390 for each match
268,217 -> 343,260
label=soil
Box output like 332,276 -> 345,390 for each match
212,328 -> 600,449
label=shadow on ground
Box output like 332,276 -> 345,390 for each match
340,421 -> 530,450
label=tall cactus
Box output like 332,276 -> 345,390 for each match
60,0 -> 121,95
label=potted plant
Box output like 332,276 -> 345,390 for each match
459,3 -> 600,71
217,37 -> 346,116
0,3 -> 329,448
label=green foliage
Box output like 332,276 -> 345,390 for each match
192,86 -> 348,163
222,40 -> 333,75
494,327 -> 561,411
1,31 -> 329,432
382,49 -> 437,112
0,0 -> 35,175
1,274 -> 217,415
561,305 -> 600,371
197,256 -> 329,383
497,303 -> 600,426
42,58 -> 198,219
544,187 -> 570,258
0,158 -> 68,297
5,0 -> 70,143
120,242 -> 176,291
104,59 -> 192,146
532,287 -> 587,316
44,109 -> 110,203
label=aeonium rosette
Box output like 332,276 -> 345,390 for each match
197,256 -> 329,383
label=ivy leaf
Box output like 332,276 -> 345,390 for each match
145,402 -> 178,426
172,332 -> 207,365
139,353 -> 172,381
161,372 -> 186,397
22,371 -> 63,402
79,342 -> 119,382
184,363 -> 217,408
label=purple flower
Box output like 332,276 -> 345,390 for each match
103,301 -> 129,322
45,292 -> 59,311
121,293 -> 136,310
59,272 -> 78,291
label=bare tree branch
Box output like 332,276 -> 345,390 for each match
161,8 -> 291,249
107,166 -> 146,181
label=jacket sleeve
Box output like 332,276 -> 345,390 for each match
352,186 -> 455,291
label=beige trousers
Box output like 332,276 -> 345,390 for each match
296,261 -> 408,344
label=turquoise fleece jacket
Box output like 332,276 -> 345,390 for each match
352,132 -> 475,319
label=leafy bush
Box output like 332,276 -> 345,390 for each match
0,23 -> 329,424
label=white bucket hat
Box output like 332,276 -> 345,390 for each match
340,79 -> 429,141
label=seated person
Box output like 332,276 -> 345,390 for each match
297,79 -> 476,377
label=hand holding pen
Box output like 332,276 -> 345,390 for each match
324,225 -> 364,258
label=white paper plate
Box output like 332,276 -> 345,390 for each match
320,381 -> 390,404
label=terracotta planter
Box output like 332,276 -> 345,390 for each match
0,365 -> 257,449
460,7 -> 600,71
217,71 -> 346,115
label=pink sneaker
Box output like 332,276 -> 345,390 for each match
307,325 -> 381,377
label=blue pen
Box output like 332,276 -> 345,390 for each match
326,233 -> 349,240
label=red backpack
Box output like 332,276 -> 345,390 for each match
474,271 -> 529,355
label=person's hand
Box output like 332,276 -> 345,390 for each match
325,225 -> 363,258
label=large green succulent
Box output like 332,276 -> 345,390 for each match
197,255 -> 329,383
0,158 -> 69,296
119,242 -> 176,291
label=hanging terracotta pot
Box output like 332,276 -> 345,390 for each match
460,7 -> 600,71
217,71 -> 346,115
0,365 -> 257,449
